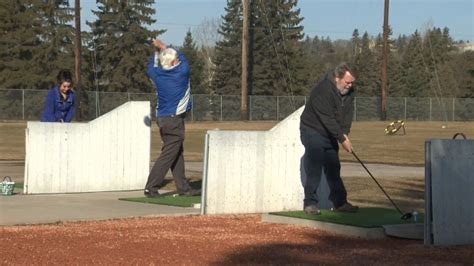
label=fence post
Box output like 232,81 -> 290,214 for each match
22,89 -> 25,120
95,91 -> 99,118
127,92 -> 130,101
191,95 -> 194,121
249,95 -> 252,121
220,95 -> 223,121
452,98 -> 455,121
354,97 -> 357,121
276,96 -> 279,121
404,97 -> 407,120
429,97 -> 432,121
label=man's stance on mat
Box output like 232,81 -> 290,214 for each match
144,39 -> 200,197
300,63 -> 359,214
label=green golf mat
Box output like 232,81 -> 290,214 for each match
270,208 -> 424,228
14,182 -> 23,189
119,195 -> 201,207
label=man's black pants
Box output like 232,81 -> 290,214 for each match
145,115 -> 191,193
300,128 -> 348,208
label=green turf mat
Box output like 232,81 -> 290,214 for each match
119,196 -> 201,207
270,208 -> 424,228
14,182 -> 23,189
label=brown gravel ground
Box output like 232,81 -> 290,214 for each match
1,215 -> 472,265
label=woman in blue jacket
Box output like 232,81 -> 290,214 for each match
41,69 -> 76,122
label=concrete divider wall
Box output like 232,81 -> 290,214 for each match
24,101 -> 151,194
203,106 -> 331,214
425,139 -> 474,246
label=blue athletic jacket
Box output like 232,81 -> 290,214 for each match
147,51 -> 192,117
41,86 -> 76,122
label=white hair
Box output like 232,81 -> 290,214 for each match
158,48 -> 178,70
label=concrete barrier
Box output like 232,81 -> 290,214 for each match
202,106 -> 331,214
24,101 -> 151,194
424,139 -> 474,245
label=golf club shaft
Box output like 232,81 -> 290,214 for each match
351,150 -> 404,216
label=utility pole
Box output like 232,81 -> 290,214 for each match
241,0 -> 250,120
74,0 -> 82,120
381,0 -> 389,121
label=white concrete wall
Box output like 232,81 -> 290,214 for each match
203,106 -> 331,214
425,139 -> 474,246
24,101 -> 151,194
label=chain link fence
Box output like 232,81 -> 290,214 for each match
1,89 -> 473,121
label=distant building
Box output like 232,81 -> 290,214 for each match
455,43 -> 474,52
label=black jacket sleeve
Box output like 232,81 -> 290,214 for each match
340,92 -> 355,135
312,86 -> 345,143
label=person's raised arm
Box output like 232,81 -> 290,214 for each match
147,39 -> 167,80
152,39 -> 167,52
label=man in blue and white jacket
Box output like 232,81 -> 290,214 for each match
144,39 -> 199,197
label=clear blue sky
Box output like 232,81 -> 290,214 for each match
79,0 -> 473,46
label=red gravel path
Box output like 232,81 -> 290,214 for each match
1,215 -> 472,265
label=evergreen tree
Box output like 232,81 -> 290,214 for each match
395,34 -> 409,55
212,0 -> 243,95
250,0 -> 305,96
181,30 -> 205,94
213,0 -> 305,96
0,0 -> 74,90
300,36 -> 324,94
353,32 -> 378,96
400,30 -> 431,97
448,51 -> 474,98
33,0 -> 75,89
87,0 -> 162,93
350,29 -> 361,59
421,27 -> 456,98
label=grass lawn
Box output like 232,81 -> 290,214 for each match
1,120 -> 473,165
344,175 -> 424,213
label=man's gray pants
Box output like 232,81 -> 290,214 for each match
145,115 -> 191,193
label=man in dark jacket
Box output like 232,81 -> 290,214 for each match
300,63 -> 358,215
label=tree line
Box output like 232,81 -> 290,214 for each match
1,0 -> 473,98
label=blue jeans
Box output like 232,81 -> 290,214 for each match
300,128 -> 347,208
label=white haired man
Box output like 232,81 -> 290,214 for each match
144,39 -> 199,197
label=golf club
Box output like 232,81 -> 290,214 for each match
351,150 -> 413,220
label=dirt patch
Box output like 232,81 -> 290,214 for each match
1,215 -> 472,265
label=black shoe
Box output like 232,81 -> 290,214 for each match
334,202 -> 359,213
178,188 -> 201,196
144,189 -> 163,198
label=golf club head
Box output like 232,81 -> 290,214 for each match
401,212 -> 413,220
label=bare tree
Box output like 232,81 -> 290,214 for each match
193,17 -> 222,93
